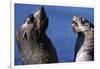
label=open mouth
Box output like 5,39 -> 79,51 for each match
72,21 -> 78,27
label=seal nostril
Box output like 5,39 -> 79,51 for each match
72,21 -> 78,27
72,21 -> 75,24
73,21 -> 76,24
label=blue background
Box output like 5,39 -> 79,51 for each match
15,4 -> 94,65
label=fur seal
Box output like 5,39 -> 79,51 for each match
16,6 -> 58,65
72,16 -> 94,62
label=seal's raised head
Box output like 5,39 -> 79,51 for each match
16,6 -> 48,40
72,16 -> 94,33
16,6 -> 58,64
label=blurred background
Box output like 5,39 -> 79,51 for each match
15,4 -> 94,65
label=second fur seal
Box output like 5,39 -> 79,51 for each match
72,16 -> 94,62
16,7 -> 58,65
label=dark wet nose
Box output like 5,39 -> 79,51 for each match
72,21 -> 77,24
39,6 -> 47,19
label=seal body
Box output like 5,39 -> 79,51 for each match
72,16 -> 94,61
16,7 -> 58,65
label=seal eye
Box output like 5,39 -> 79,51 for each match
80,18 -> 85,23
81,18 -> 88,24
27,14 -> 34,24
30,16 -> 34,23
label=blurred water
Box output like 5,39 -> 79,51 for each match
15,4 -> 94,65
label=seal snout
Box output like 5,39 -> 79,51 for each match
34,6 -> 47,19
72,16 -> 80,27
71,16 -> 84,32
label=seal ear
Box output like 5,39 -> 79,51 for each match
22,32 -> 27,40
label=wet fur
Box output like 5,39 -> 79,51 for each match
72,16 -> 94,61
16,7 -> 58,65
